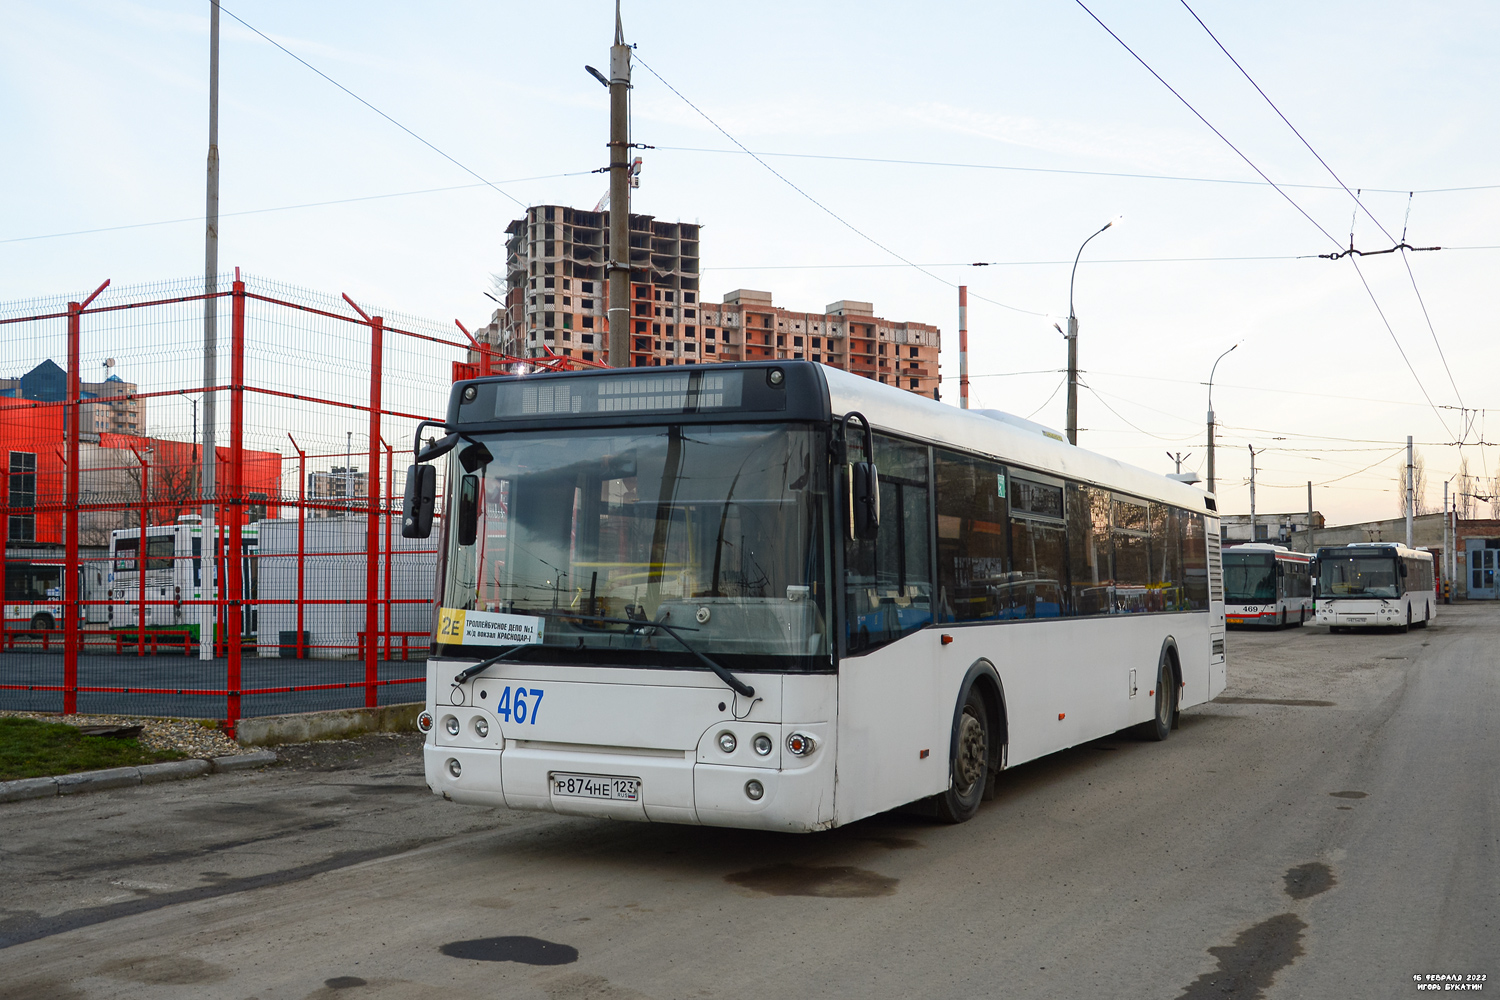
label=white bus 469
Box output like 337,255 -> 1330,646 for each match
1222,543 -> 1313,628
404,363 -> 1226,832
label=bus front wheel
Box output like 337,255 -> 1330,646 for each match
933,687 -> 989,824
29,613 -> 54,637
1136,654 -> 1177,742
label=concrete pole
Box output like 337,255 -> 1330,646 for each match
606,2 -> 631,368
1443,480 -> 1450,600
199,0 -> 220,660
1307,481 -> 1314,553
1248,444 -> 1257,541
1406,435 -> 1415,548
1065,315 -> 1078,444
958,285 -> 969,409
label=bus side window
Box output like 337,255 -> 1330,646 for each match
845,435 -> 931,653
1067,485 -> 1111,616
934,449 -> 1007,624
193,537 -> 202,588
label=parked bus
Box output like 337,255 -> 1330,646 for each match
4,559 -> 71,633
406,363 -> 1226,832
1222,543 -> 1313,628
1314,542 -> 1435,632
108,518 -> 260,642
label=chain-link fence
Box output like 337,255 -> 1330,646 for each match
0,272 -> 483,736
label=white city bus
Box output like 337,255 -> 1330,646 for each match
108,518 -> 260,641
1315,542 -> 1435,632
1222,543 -> 1313,628
409,363 -> 1226,832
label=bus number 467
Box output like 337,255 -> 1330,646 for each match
494,687 -> 544,725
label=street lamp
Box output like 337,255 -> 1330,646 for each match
1065,216 -> 1122,446
1206,343 -> 1238,495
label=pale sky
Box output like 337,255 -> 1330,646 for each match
3,1 -> 1496,525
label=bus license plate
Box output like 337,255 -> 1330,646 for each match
552,773 -> 639,801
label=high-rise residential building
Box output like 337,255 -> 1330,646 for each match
493,205 -> 700,365
482,204 -> 940,397
0,362 -> 145,438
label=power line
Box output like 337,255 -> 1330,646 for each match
1178,0 -> 1467,422
633,54 -> 1045,318
218,4 -> 526,208
657,146 -> 1498,195
0,173 -> 593,245
703,253 -> 1305,270
1074,0 -> 1454,442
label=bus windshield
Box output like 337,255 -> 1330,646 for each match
1317,554 -> 1400,599
1223,553 -> 1275,603
5,564 -> 61,601
437,423 -> 831,672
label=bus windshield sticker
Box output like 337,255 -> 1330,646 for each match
437,607 -> 545,646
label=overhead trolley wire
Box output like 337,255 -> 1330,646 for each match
1073,0 -> 1456,443
633,54 -> 1045,318
1178,0 -> 1467,417
218,4 -> 526,208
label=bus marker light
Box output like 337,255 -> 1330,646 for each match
445,716 -> 461,736
786,733 -> 817,756
447,758 -> 462,778
745,780 -> 765,800
919,749 -> 929,759
753,734 -> 773,756
474,717 -> 489,738
1058,713 -> 1066,720
418,712 -> 434,733
940,634 -> 953,645
718,732 -> 737,753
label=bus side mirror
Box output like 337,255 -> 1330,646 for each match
401,464 -> 436,539
1399,562 -> 1408,577
849,462 -> 880,541
457,474 -> 480,546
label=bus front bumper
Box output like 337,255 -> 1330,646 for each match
423,740 -> 834,833
1316,604 -> 1404,627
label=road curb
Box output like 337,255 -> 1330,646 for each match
0,751 -> 277,804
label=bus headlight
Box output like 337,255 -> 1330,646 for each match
744,779 -> 764,800
473,717 -> 489,738
447,758 -> 462,778
752,734 -> 773,756
445,716 -> 460,736
717,731 -> 737,753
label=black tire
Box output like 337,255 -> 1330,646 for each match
933,687 -> 989,824
1298,607 -> 1307,626
1135,653 -> 1177,742
1280,607 -> 1287,628
29,613 -> 54,637
1400,606 -> 1411,633
1414,603 -> 1431,629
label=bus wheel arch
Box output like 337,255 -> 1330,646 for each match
935,660 -> 1007,822
1137,639 -> 1180,740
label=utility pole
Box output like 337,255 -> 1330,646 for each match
1065,218 -> 1118,445
958,285 -> 969,409
1248,444 -> 1257,542
1443,479 -> 1450,601
1307,481 -> 1315,554
1206,343 -> 1237,497
1166,451 -> 1192,474
199,0 -> 221,662
606,1 -> 631,368
1406,435 -> 1415,548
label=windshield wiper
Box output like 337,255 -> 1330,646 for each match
461,612 -> 757,697
452,643 -> 544,684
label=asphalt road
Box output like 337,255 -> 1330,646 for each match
1,606 -> 1495,999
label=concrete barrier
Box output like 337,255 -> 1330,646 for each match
234,702 -> 422,747
211,750 -> 279,772
0,776 -> 60,803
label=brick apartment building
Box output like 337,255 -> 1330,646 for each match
474,204 -> 941,397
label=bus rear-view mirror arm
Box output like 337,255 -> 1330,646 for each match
841,411 -> 880,541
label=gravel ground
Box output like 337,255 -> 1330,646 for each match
0,710 -> 247,758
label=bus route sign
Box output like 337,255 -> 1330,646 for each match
437,608 -> 545,646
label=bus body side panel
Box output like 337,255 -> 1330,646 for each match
834,632 -> 952,826
833,613 -> 1215,826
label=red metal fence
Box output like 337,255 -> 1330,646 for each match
0,272 -> 486,737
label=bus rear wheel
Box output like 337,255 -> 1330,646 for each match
29,613 -> 54,637
933,688 -> 989,824
1136,654 -> 1177,742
